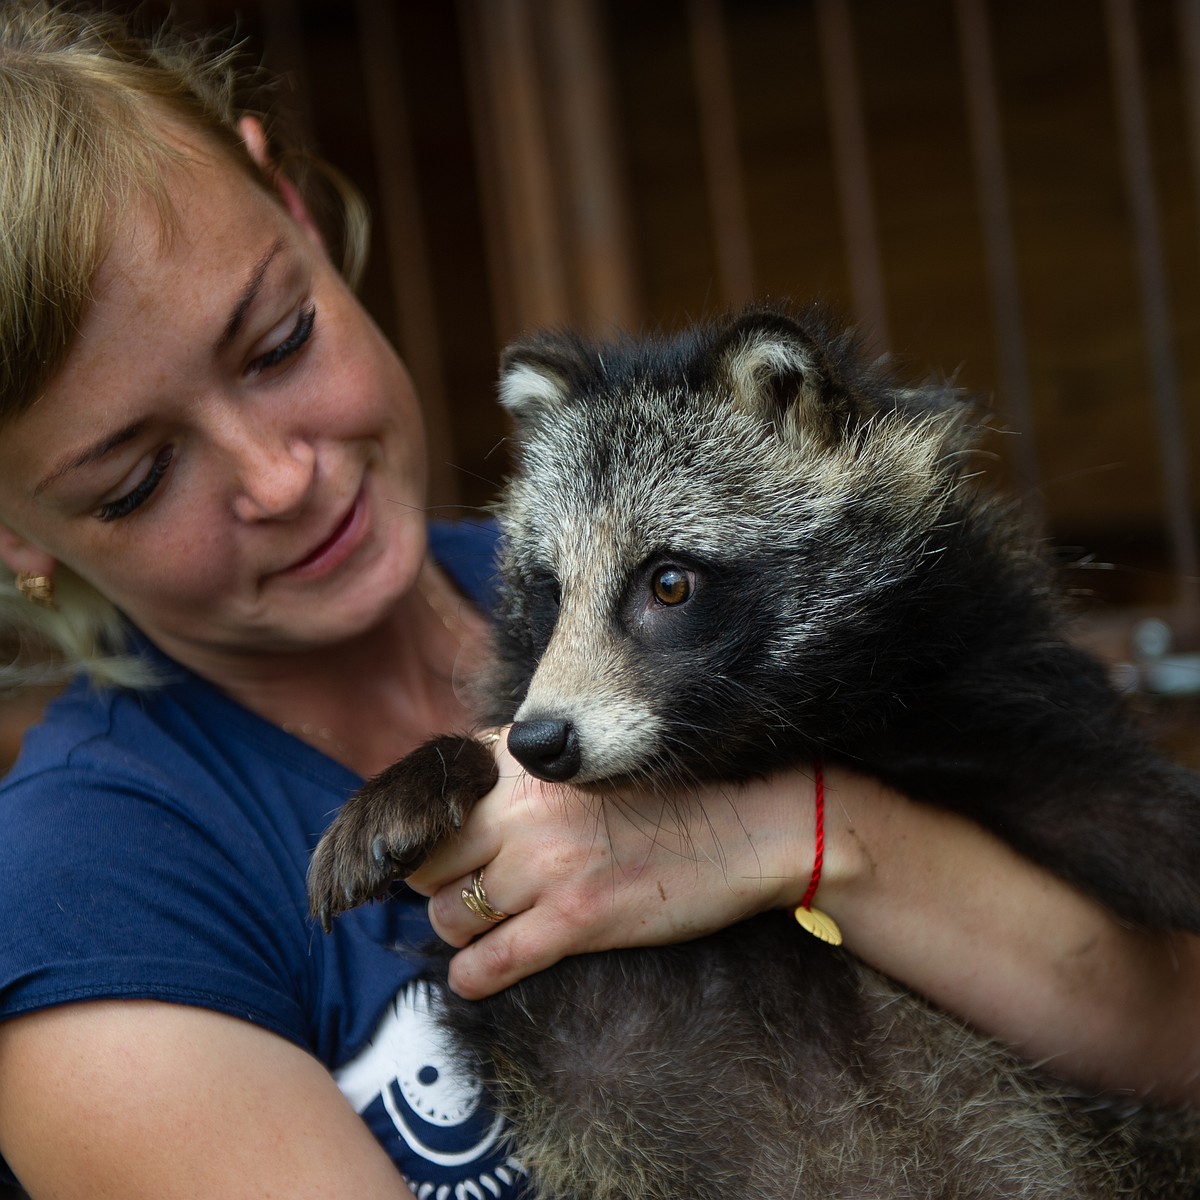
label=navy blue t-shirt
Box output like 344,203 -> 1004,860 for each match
0,520 -> 530,1197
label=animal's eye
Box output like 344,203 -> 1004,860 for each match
651,565 -> 692,606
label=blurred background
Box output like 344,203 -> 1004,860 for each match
2,0 -> 1199,769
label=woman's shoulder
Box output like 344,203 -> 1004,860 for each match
0,658 -> 361,921
7,652 -> 354,804
0,661 -> 436,1069
0,671 -> 337,1040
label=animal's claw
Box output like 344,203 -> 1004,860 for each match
307,815 -> 427,927
307,733 -> 501,929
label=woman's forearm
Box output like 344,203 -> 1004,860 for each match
818,764 -> 1200,1104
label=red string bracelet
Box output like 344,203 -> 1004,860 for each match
798,757 -> 826,910
793,757 -> 843,945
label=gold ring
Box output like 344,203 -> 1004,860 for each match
461,868 -> 508,923
477,728 -> 502,749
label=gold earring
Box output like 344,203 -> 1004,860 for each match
15,571 -> 55,609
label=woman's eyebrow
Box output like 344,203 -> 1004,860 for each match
34,422 -> 146,496
217,236 -> 286,351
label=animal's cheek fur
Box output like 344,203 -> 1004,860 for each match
513,625 -> 663,784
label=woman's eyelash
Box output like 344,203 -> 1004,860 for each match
95,446 -> 174,523
249,302 -> 317,374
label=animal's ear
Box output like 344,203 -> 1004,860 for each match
707,307 -> 872,443
498,334 -> 594,433
712,309 -> 818,409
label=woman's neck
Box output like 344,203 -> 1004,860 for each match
183,562 -> 491,777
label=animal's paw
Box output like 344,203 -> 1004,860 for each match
307,733 -> 500,932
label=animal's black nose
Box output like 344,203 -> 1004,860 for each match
507,719 -> 582,782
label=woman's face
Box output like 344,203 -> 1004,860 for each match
0,141 -> 429,671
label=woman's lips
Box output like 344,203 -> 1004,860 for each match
283,489 -> 366,578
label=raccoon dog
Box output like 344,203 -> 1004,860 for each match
310,303 -> 1200,1198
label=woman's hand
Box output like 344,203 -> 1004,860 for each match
404,737 -> 821,999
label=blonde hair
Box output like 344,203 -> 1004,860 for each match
0,1 -> 369,689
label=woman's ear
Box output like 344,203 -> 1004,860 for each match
0,523 -> 56,581
237,116 -> 325,248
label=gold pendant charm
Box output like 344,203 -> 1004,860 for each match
794,905 -> 843,946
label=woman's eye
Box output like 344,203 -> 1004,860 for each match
651,565 -> 693,606
94,446 -> 174,522
248,302 -> 317,375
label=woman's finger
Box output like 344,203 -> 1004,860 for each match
428,869 -> 522,948
443,904 -> 584,999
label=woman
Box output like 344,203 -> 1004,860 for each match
0,4 -> 1196,1198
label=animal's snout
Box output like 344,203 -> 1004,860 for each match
507,718 -> 582,782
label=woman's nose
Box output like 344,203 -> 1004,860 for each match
228,426 -> 317,523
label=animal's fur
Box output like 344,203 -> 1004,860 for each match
309,303 -> 1200,1198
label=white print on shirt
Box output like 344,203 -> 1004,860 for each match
335,979 -> 512,1168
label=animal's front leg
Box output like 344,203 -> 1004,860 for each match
307,734 -> 498,932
